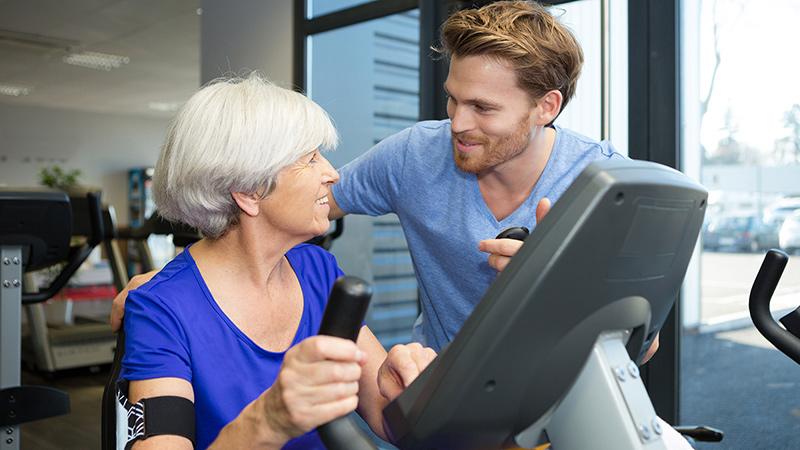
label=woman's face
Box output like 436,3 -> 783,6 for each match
261,149 -> 340,240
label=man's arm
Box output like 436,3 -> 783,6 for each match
328,190 -> 347,220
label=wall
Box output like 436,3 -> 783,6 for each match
200,0 -> 294,86
0,103 -> 168,224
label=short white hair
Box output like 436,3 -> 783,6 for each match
152,72 -> 338,238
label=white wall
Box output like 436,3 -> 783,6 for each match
0,103 -> 169,224
200,0 -> 294,87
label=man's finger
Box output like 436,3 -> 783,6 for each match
478,238 -> 523,256
487,254 -> 511,272
536,197 -> 552,223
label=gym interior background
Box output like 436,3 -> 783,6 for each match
1,0 -> 799,448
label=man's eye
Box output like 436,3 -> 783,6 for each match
475,105 -> 489,113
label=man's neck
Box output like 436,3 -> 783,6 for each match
477,126 -> 556,221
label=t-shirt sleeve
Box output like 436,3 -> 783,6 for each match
121,287 -> 192,382
331,126 -> 412,216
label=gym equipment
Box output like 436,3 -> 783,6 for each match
22,195 -> 120,373
0,188 -> 104,449
495,226 -> 529,241
317,276 -> 377,450
330,159 -> 708,449
749,249 -> 800,363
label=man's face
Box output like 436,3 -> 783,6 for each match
445,54 -> 537,174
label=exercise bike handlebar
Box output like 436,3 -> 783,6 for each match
316,276 -> 377,450
748,249 -> 800,364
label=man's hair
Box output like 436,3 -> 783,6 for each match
438,1 -> 584,116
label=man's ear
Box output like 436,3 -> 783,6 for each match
231,191 -> 261,218
532,89 -> 563,126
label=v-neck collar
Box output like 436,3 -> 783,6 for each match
469,125 -> 562,226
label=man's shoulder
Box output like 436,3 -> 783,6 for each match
554,125 -> 617,157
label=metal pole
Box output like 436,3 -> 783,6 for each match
0,247 -> 22,450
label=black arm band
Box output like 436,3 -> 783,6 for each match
118,381 -> 196,449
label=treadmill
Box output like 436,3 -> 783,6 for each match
22,193 -> 122,373
0,188 -> 104,449
320,158 -> 709,449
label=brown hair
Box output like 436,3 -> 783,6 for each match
438,1 -> 583,115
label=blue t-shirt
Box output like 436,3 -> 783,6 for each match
120,243 -> 343,449
333,120 -> 623,351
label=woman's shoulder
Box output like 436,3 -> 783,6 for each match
128,250 -> 201,309
287,243 -> 338,268
287,244 -> 342,284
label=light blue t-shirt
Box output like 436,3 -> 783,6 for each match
333,119 -> 622,351
120,244 -> 343,449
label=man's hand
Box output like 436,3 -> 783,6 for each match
642,333 -> 660,365
478,198 -> 551,272
377,343 -> 436,403
110,271 -> 157,332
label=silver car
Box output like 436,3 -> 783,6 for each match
779,210 -> 800,254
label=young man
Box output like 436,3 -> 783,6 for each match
326,1 -> 623,351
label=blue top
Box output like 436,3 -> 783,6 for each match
120,243 -> 343,449
333,120 -> 623,351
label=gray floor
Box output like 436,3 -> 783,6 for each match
20,366 -> 107,450
15,328 -> 800,450
681,327 -> 800,449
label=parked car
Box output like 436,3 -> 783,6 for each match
779,210 -> 800,255
703,214 -> 779,252
764,197 -> 800,224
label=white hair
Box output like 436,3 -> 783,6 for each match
152,73 -> 338,238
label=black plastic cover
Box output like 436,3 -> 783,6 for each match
383,159 -> 707,449
0,188 -> 71,270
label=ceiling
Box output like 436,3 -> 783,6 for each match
0,0 -> 200,118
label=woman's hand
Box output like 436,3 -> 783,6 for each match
261,335 -> 367,442
377,343 -> 437,403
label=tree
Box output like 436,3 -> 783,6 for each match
777,104 -> 800,163
706,108 -> 759,165
698,0 -> 746,162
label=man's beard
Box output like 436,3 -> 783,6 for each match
452,117 -> 532,174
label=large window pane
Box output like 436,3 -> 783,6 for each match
309,0 -> 378,18
681,0 -> 800,447
308,10 -> 419,347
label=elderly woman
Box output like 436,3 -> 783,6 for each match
120,74 -> 433,449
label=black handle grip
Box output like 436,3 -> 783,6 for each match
496,226 -> 529,241
317,276 -> 377,450
748,250 -> 800,364
674,425 -> 724,442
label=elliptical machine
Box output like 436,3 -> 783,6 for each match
0,188 -> 104,449
749,249 -> 800,364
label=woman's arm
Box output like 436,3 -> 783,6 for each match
128,378 -> 195,450
129,335 -> 365,450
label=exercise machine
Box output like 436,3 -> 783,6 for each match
323,159 -> 708,449
22,194 -> 121,373
0,188 -> 103,449
749,249 -> 799,363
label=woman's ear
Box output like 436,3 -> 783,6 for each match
231,191 -> 261,217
